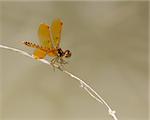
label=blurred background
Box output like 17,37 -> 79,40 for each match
0,1 -> 148,120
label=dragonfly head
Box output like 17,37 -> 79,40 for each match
64,50 -> 71,58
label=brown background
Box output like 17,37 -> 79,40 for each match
0,1 -> 148,120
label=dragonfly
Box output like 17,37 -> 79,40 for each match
23,19 -> 71,68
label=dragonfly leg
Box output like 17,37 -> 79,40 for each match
59,58 -> 68,64
50,57 -> 59,71
51,57 -> 68,71
56,58 -> 68,69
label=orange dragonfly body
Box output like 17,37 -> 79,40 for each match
23,19 -> 71,65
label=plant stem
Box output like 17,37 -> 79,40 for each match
0,44 -> 118,120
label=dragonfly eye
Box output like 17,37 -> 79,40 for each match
64,50 -> 71,58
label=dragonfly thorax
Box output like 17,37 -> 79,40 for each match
57,48 -> 64,57
57,48 -> 71,58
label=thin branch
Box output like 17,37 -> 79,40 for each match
0,44 -> 118,120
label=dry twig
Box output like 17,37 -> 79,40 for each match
0,44 -> 118,120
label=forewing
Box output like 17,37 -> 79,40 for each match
38,23 -> 53,49
51,19 -> 63,48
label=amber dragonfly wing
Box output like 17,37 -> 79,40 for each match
38,23 -> 54,49
33,48 -> 47,59
51,19 -> 63,49
33,23 -> 54,59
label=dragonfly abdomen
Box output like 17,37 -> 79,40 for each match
23,41 -> 42,49
23,41 -> 55,53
